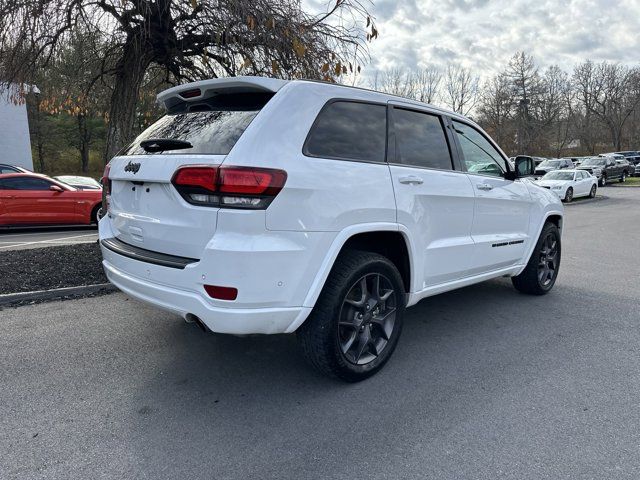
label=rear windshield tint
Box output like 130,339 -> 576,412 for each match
122,93 -> 272,156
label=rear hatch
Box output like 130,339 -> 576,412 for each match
106,82 -> 282,259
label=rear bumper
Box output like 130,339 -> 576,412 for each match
97,213 -> 330,334
102,258 -> 310,334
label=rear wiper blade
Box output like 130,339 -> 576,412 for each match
140,138 -> 193,153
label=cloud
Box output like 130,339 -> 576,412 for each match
311,0 -> 640,81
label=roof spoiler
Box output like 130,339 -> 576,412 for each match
157,76 -> 289,111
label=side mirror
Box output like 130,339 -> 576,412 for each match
512,156 -> 535,178
49,185 -> 64,193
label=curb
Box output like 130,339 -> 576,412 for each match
0,283 -> 117,307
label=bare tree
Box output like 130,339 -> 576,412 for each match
411,66 -> 441,104
476,73 -> 514,149
443,65 -> 479,115
371,68 -> 414,97
0,0 -> 376,159
589,62 -> 640,150
536,65 -> 571,157
506,52 -> 545,152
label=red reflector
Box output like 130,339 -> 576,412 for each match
219,167 -> 287,195
179,88 -> 201,99
172,166 -> 218,192
204,285 -> 238,301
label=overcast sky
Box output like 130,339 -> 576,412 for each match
308,0 -> 640,80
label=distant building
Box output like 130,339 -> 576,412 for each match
0,84 -> 35,170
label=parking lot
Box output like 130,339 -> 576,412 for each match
0,226 -> 98,251
1,187 -> 639,480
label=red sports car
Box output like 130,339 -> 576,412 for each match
0,173 -> 102,226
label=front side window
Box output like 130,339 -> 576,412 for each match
393,108 -> 453,170
453,121 -> 507,177
0,177 -> 53,190
304,101 -> 387,162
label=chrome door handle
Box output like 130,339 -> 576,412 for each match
476,183 -> 493,191
398,175 -> 424,185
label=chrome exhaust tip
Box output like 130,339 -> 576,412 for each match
185,313 -> 211,333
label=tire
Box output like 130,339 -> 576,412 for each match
600,174 -> 606,187
512,222 -> 561,295
90,204 -> 102,224
620,171 -> 626,183
563,187 -> 573,203
297,250 -> 406,382
589,184 -> 597,198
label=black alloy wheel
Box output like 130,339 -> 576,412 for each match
338,273 -> 397,365
512,222 -> 561,295
297,250 -> 406,381
537,232 -> 559,288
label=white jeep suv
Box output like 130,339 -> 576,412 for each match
99,77 -> 563,381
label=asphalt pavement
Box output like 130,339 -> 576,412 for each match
1,186 -> 639,480
0,226 -> 98,251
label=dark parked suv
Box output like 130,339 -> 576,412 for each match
614,151 -> 640,175
576,156 -> 626,186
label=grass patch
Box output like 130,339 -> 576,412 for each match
612,176 -> 640,186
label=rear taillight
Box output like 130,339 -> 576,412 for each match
171,165 -> 287,209
101,163 -> 112,214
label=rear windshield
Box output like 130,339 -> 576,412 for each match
122,93 -> 272,156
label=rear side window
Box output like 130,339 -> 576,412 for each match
122,93 -> 273,156
393,108 -> 453,170
304,101 -> 387,162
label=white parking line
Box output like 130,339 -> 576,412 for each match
0,233 -> 98,250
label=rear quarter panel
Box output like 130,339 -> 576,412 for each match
222,82 -> 397,233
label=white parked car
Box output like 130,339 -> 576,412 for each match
99,77 -> 564,381
535,169 -> 597,202
54,175 -> 102,190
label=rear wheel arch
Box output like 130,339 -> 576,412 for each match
339,231 -> 412,294
299,226 -> 414,312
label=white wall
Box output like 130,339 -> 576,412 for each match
0,87 -> 34,170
